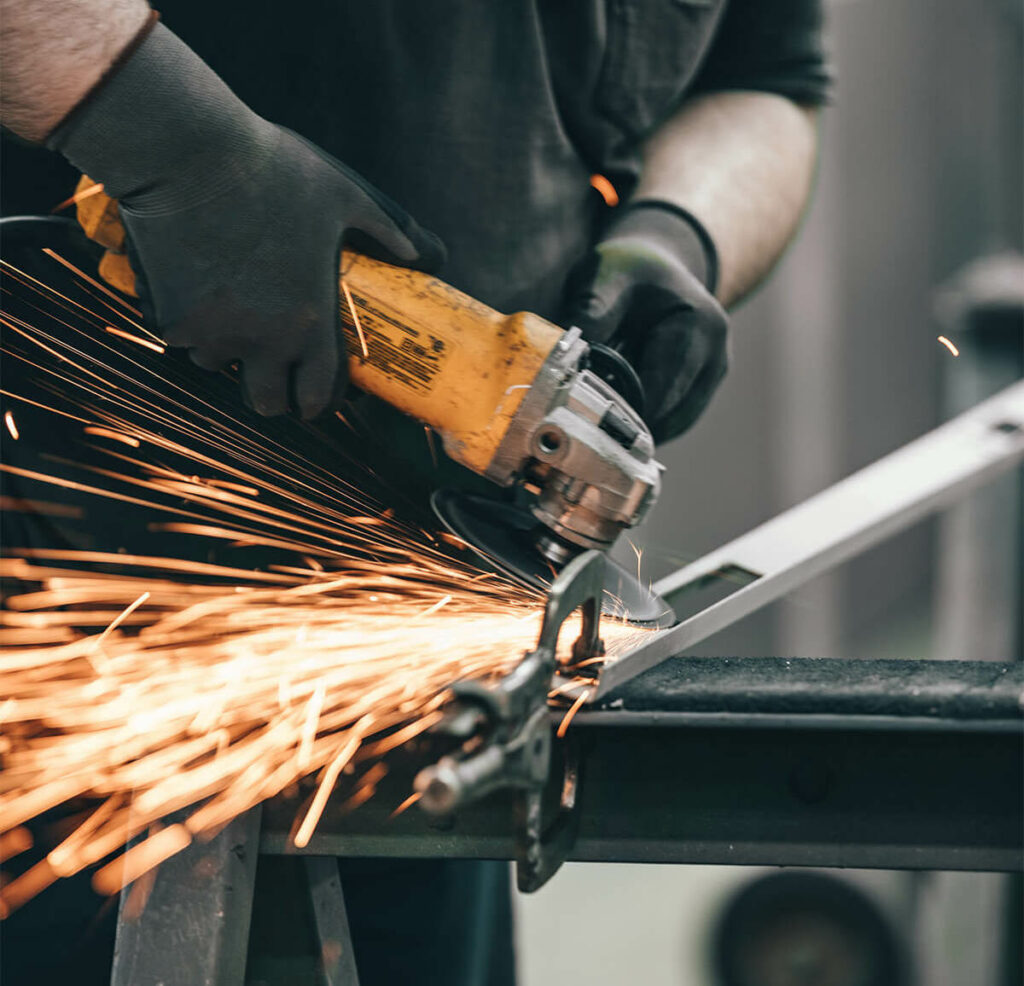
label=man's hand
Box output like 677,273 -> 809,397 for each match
49,23 -> 444,419
565,202 -> 728,444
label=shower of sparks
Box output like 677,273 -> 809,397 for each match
4,410 -> 18,440
937,335 -> 960,357
0,247 -> 649,914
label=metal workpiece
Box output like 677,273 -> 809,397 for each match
587,380 -> 1024,701
585,656 -> 1024,728
488,327 -> 662,551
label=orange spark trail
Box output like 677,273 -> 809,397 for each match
4,410 -> 18,440
42,250 -> 145,323
82,426 -> 141,447
556,687 -> 592,739
589,174 -> 620,208
105,325 -> 165,354
341,279 -> 369,358
50,181 -> 105,215
390,790 -> 422,818
937,335 -> 960,357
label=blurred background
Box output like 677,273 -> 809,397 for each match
518,0 -> 1023,983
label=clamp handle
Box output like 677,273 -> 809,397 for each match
414,551 -> 606,889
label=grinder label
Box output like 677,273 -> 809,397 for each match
341,291 -> 447,394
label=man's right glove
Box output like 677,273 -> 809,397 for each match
49,21 -> 444,420
563,201 -> 728,444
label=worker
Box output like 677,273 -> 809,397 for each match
0,2 -> 830,984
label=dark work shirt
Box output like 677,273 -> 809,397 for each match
155,0 -> 830,318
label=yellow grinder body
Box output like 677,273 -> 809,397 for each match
337,251 -> 561,475
76,178 -> 661,552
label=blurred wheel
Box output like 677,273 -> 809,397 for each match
712,871 -> 907,986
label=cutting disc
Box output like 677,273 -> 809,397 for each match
432,489 -> 673,628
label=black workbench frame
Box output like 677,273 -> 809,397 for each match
260,658 -> 1023,873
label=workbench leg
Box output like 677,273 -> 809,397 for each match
109,807 -> 262,986
304,856 -> 360,986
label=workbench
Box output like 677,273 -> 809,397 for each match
108,655 -> 1024,986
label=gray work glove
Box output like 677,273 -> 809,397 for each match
50,22 -> 444,419
564,201 -> 728,443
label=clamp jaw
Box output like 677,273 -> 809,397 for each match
414,550 -> 606,891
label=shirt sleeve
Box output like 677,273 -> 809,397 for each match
689,0 -> 832,105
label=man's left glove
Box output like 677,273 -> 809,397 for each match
49,22 -> 445,420
563,201 -> 728,444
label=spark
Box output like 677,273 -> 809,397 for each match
83,425 -> 141,448
50,181 -> 105,215
4,409 -> 19,440
92,824 -> 192,896
206,479 -> 260,497
628,539 -> 643,583
0,496 -> 82,518
390,790 -> 422,818
298,683 -> 327,771
937,335 -> 960,357
341,279 -> 368,358
0,827 -> 33,863
556,687 -> 592,738
294,729 -> 367,848
424,426 -> 438,469
105,325 -> 166,354
589,174 -> 620,208
95,591 -> 150,647
418,594 -> 453,617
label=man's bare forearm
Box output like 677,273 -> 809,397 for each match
635,91 -> 820,308
0,0 -> 148,142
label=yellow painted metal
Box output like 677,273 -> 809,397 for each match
338,251 -> 562,473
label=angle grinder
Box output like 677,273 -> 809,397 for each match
332,252 -> 669,625
71,187 -> 673,625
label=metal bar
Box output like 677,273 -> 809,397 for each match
110,806 -> 262,986
257,669 -> 1022,873
304,857 -> 360,986
589,381 -> 1024,700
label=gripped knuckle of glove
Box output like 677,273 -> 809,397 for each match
242,366 -> 290,418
